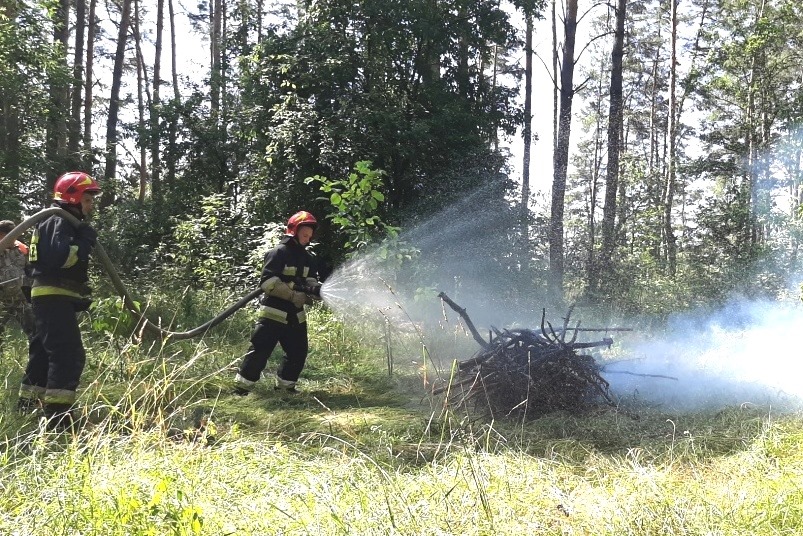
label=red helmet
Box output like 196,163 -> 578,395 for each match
286,211 -> 317,236
53,172 -> 101,205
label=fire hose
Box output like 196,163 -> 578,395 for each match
0,207 -> 264,340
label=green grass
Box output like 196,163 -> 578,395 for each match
0,297 -> 802,534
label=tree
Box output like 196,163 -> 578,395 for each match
549,0 -> 578,302
151,0 -> 164,208
103,0 -> 132,204
45,0 -> 70,190
597,0 -> 626,294
240,0 -> 525,219
521,9 -> 534,252
83,0 -> 97,170
210,0 -> 223,116
0,0 -> 63,206
694,0 -> 803,269
165,0 -> 180,190
133,0 -> 149,202
68,0 -> 86,167
662,0 -> 678,275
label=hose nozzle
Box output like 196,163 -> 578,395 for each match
295,281 -> 322,298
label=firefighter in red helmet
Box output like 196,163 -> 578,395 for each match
18,172 -> 100,431
234,211 -> 322,395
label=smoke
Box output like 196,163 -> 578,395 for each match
320,176 -> 541,332
318,177 -> 803,413
602,297 -> 803,411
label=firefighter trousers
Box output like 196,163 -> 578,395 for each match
20,296 -> 86,407
237,318 -> 308,385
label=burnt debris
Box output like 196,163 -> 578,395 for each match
435,292 -> 621,420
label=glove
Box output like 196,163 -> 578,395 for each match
303,277 -> 322,298
75,223 -> 97,246
290,291 -> 307,309
267,280 -> 293,299
267,280 -> 307,309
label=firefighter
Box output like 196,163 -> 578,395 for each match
0,220 -> 35,342
18,172 -> 100,430
234,211 -> 322,395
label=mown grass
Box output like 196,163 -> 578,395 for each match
0,291 -> 802,535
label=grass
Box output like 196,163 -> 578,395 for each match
0,295 -> 802,534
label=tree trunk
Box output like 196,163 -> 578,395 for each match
68,0 -> 86,168
83,0 -> 97,170
585,59 -> 606,298
151,0 -> 164,207
134,0 -> 148,202
167,0 -> 180,189
256,0 -> 263,42
0,0 -> 21,186
521,13 -> 533,248
210,0 -> 223,117
491,44 -> 499,151
456,6 -> 470,99
217,0 -> 229,194
45,0 -> 70,192
551,0 -> 558,156
103,0 -> 133,205
549,0 -> 578,303
647,10 -> 662,262
745,0 -> 767,251
599,0 -> 626,291
663,0 -> 678,275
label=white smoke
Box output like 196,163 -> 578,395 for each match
602,297 -> 803,411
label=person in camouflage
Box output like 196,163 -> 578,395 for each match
0,220 -> 35,343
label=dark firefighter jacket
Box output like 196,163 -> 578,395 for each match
28,204 -> 93,305
258,235 -> 317,324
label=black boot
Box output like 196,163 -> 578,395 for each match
16,397 -> 42,415
43,403 -> 78,433
232,386 -> 251,397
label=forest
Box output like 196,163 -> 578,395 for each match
2,0 -> 803,534
3,0 -> 803,313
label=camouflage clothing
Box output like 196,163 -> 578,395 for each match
0,244 -> 34,338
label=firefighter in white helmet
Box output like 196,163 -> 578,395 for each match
234,211 -> 322,395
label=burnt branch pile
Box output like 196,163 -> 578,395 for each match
435,292 -> 620,420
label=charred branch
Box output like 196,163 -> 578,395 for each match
435,293 -> 622,420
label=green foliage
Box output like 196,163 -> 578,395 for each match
306,161 -> 398,251
0,0 -> 64,203
306,161 -> 420,275
2,289 -> 803,533
160,194 -> 262,289
95,200 -> 160,278
88,296 -> 139,338
238,0 -> 522,243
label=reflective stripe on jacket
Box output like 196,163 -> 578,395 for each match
258,235 -> 316,324
258,305 -> 307,324
28,207 -> 93,301
30,285 -> 87,299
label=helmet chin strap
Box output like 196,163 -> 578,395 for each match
56,202 -> 85,219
